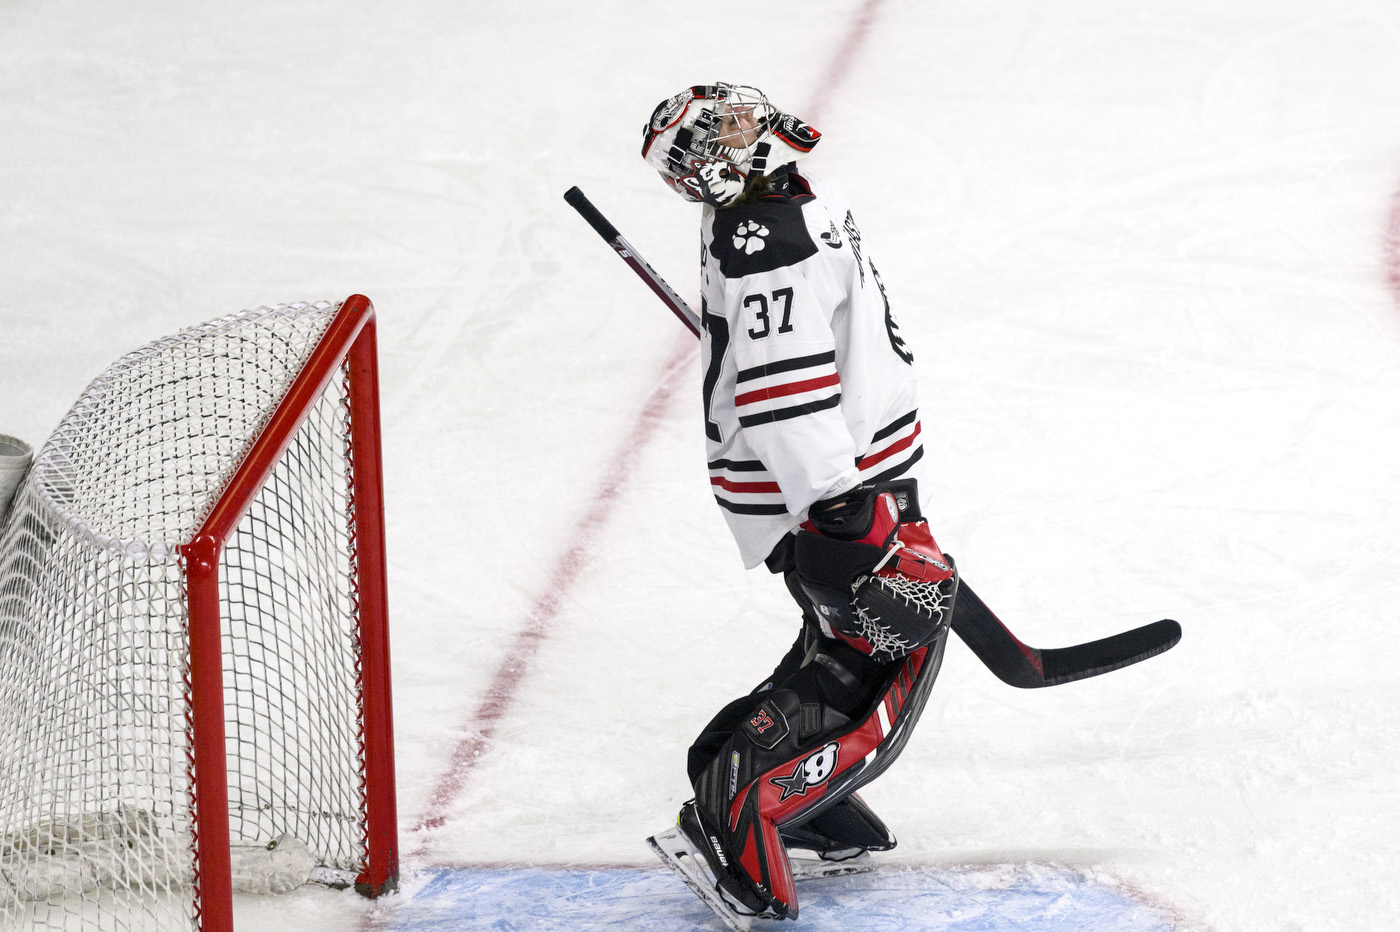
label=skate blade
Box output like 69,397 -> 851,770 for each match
789,849 -> 875,880
647,824 -> 754,932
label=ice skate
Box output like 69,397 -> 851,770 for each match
648,800 -> 788,932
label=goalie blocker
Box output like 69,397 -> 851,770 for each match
678,484 -> 956,922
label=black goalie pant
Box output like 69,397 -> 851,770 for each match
685,565 -> 949,919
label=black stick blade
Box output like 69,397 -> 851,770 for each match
951,580 -> 1181,688
1038,618 -> 1181,686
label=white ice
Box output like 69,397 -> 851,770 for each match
3,1 -> 1400,930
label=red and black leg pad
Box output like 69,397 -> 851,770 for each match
690,617 -> 952,919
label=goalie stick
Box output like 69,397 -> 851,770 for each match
952,581 -> 1180,688
563,186 -> 701,338
563,185 -> 1181,687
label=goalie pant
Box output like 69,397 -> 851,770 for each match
686,592 -> 953,920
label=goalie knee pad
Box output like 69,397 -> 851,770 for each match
690,630 -> 950,919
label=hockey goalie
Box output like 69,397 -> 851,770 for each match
606,82 -> 1181,931
639,82 -> 952,929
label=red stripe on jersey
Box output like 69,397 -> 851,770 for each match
710,476 -> 783,494
734,372 -> 840,408
858,420 -> 922,470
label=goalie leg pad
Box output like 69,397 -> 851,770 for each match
689,625 -> 951,920
686,620 -> 816,786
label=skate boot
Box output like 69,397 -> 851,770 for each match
780,793 -> 895,878
648,799 -> 789,932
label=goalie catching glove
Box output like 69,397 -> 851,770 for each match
796,485 -> 956,661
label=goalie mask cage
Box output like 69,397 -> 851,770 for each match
0,296 -> 398,931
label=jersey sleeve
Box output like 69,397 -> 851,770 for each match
721,264 -> 861,517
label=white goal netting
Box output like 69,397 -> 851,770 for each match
0,302 -> 372,930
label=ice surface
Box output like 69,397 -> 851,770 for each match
3,0 -> 1400,929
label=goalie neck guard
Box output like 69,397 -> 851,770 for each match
641,83 -> 820,207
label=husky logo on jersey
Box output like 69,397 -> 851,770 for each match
820,220 -> 843,249
733,220 -> 769,255
770,742 -> 840,801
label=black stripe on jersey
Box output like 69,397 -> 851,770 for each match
737,393 -> 842,428
736,350 -> 837,384
870,409 -> 918,444
707,458 -> 769,472
866,444 -> 924,485
713,496 -> 790,516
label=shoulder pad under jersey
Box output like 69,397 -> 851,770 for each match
708,193 -> 818,279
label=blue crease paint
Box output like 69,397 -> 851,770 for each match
388,866 -> 1177,931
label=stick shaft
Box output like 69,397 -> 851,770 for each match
563,186 -> 702,338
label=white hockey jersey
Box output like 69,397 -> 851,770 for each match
698,168 -> 924,568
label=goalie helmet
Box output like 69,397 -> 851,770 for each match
641,83 -> 821,207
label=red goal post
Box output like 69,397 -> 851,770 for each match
0,295 -> 398,931
183,295 -> 399,927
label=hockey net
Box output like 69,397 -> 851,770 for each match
0,298 -> 397,931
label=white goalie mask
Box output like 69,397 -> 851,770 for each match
641,83 -> 821,207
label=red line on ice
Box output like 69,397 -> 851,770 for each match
1386,183 -> 1400,306
399,0 -> 890,874
409,333 -> 695,839
805,0 -> 885,127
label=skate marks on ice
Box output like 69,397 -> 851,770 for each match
385,864 -> 1177,931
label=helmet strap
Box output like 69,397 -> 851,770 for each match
750,141 -> 773,175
